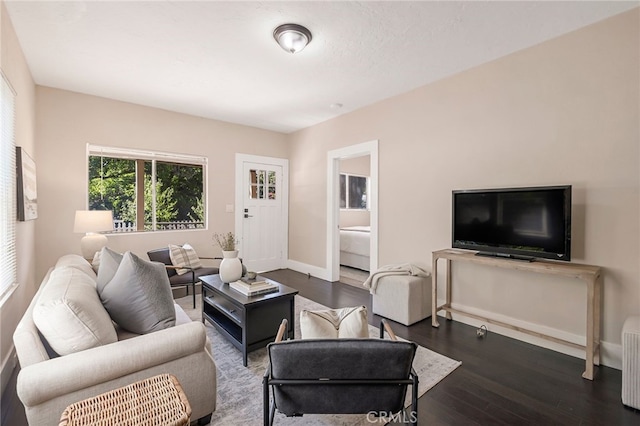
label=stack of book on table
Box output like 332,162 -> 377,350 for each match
229,278 -> 279,296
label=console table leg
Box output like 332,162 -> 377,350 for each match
445,259 -> 452,321
594,274 -> 602,366
432,256 -> 440,328
583,278 -> 595,380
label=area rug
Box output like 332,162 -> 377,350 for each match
176,295 -> 461,425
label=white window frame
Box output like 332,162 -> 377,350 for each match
339,172 -> 370,211
0,71 -> 17,305
87,144 -> 208,233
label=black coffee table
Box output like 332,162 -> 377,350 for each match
199,274 -> 298,366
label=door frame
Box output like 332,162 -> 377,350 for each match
326,140 -> 379,282
235,154 -> 289,270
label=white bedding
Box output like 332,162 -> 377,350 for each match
340,226 -> 370,271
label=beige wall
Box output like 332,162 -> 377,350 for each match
287,9 -> 639,367
0,0 -> 36,392
339,155 -> 370,228
35,87 -> 289,280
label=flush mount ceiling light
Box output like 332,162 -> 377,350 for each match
273,23 -> 312,54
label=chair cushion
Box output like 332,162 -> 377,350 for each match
33,266 -> 117,355
98,251 -> 176,334
169,243 -> 202,275
268,338 -> 417,415
168,267 -> 220,285
300,306 -> 369,339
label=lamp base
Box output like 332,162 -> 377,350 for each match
80,233 -> 108,260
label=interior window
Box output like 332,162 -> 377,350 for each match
340,173 -> 369,210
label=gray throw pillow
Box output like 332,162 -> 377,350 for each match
98,251 -> 176,334
96,247 -> 123,292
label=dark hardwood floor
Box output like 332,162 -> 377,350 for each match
262,269 -> 639,426
3,269 -> 638,425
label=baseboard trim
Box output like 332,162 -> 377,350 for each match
285,259 -> 332,281
438,303 -> 622,370
1,346 -> 17,395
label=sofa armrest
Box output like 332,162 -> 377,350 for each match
18,321 -> 208,407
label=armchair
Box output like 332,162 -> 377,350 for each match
147,247 -> 219,309
262,319 -> 418,425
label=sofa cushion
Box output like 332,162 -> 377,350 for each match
96,247 -> 123,291
55,254 -> 96,281
99,251 -> 176,334
169,243 -> 202,275
32,267 -> 117,356
300,306 -> 369,339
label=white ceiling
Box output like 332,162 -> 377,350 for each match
5,1 -> 638,133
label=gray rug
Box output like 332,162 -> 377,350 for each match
176,294 -> 461,425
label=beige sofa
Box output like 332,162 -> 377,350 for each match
13,254 -> 216,425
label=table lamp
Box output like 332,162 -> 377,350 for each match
74,210 -> 113,259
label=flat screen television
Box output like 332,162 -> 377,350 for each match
452,185 -> 571,261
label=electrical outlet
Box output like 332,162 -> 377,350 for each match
476,325 -> 487,338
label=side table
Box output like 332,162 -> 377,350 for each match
58,374 -> 191,426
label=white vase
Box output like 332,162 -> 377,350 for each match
219,250 -> 243,283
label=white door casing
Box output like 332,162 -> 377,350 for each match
327,140 -> 379,282
235,154 -> 289,273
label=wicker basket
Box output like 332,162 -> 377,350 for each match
58,374 -> 192,426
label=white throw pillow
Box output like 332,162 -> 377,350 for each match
33,266 -> 117,356
300,306 -> 369,339
168,243 -> 202,275
98,251 -> 176,334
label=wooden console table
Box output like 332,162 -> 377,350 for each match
431,249 -> 602,380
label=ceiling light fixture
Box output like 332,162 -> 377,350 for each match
273,23 -> 312,54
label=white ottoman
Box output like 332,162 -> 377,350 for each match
372,275 -> 431,326
622,315 -> 640,409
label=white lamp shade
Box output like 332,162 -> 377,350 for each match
74,210 -> 113,259
74,210 -> 114,233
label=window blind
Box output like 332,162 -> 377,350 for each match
0,71 -> 17,303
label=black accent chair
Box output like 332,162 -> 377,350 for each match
262,319 -> 418,425
147,247 -> 220,309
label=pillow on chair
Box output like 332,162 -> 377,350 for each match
300,306 -> 369,339
168,243 -> 202,275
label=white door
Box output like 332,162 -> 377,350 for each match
236,155 -> 288,272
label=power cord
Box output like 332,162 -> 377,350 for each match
476,324 -> 488,338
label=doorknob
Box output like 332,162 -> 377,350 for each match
244,213 -> 253,218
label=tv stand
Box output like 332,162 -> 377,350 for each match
431,249 -> 602,380
475,251 -> 535,262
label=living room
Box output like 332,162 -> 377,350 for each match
1,1 -> 639,424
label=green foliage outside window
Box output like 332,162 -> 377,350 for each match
88,155 -> 205,231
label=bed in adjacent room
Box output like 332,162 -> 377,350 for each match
339,225 -> 370,271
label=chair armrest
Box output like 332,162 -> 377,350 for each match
379,319 -> 397,341
275,319 -> 288,343
17,322 -> 208,407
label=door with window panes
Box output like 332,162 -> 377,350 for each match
241,162 -> 284,272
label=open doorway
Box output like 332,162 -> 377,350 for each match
326,140 -> 378,283
338,155 -> 371,288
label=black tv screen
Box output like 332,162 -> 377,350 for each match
452,185 -> 571,261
